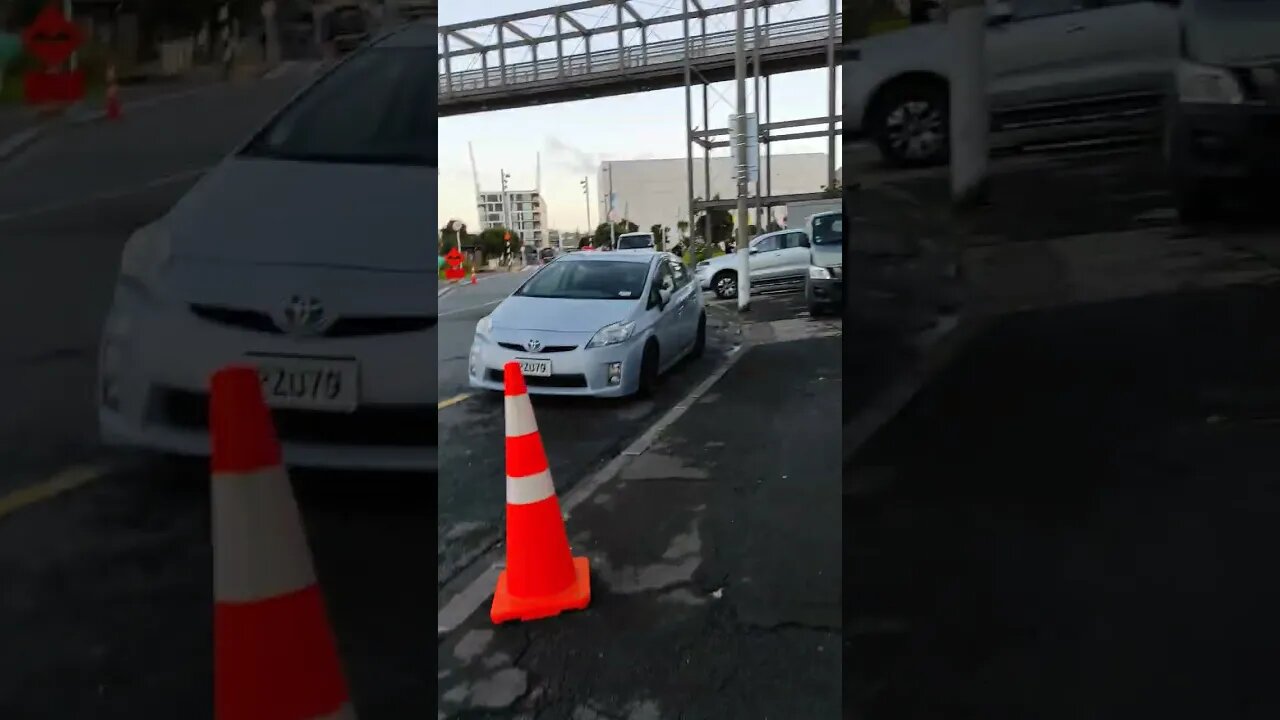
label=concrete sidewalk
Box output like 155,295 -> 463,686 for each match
437,330 -> 842,718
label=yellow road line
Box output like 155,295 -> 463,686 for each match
0,464 -> 105,519
438,393 -> 471,410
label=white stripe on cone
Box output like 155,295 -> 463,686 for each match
504,392 -> 539,438
213,465 -> 317,603
506,468 -> 556,505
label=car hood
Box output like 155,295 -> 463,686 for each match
164,156 -> 435,271
810,243 -> 843,269
491,295 -> 638,333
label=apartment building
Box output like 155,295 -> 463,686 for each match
475,190 -> 548,248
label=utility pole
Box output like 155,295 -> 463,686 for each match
734,0 -> 751,311
581,177 -> 592,234
606,163 -> 616,248
752,0 -> 762,235
949,0 -> 990,209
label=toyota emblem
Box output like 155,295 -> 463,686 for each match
279,295 -> 329,336
526,339 -> 543,352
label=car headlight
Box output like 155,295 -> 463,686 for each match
809,265 -> 832,280
475,314 -> 493,337
1176,60 -> 1245,105
586,320 -> 636,348
117,222 -> 172,297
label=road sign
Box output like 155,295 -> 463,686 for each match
22,5 -> 84,68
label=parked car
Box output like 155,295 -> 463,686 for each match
468,252 -> 705,397
848,0 -> 1181,166
96,21 -> 436,471
1164,0 -> 1280,222
616,231 -> 657,251
805,211 -> 843,316
694,228 -> 811,299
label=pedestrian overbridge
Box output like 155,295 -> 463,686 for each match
438,0 -> 841,117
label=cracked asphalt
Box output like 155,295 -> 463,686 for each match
438,334 -> 842,719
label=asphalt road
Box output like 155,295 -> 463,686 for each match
436,271 -> 744,589
0,71 -> 433,718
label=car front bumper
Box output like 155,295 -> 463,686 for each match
806,275 -> 843,309
97,285 -> 437,472
1168,101 -> 1280,182
468,328 -> 646,397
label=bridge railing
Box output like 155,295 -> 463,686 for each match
439,14 -> 840,96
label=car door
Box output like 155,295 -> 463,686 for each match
649,260 -> 682,368
666,256 -> 699,349
748,232 -> 785,283
1070,0 -> 1179,100
987,0 -> 1100,112
777,231 -> 812,283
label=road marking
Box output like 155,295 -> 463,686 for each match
0,463 -> 107,519
439,299 -> 502,318
0,166 -> 209,223
437,340 -> 751,636
438,393 -> 471,410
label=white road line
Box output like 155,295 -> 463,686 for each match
438,299 -> 502,318
0,167 -> 209,223
436,340 -> 751,636
0,463 -> 111,518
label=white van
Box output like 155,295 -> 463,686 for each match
616,232 -> 656,251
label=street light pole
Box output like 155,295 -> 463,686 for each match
581,176 -> 592,240
607,163 -> 616,248
734,0 -> 751,311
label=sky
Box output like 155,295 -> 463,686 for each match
438,0 -> 842,234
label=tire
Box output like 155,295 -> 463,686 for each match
712,271 -> 738,300
868,79 -> 949,168
691,314 -> 706,359
636,340 -> 660,397
809,303 -> 825,318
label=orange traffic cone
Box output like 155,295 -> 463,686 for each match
209,365 -> 356,720
105,65 -> 121,120
470,268 -> 478,285
491,362 -> 591,623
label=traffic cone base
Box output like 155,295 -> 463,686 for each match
492,555 -> 591,624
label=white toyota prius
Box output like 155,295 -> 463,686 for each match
97,22 -> 437,471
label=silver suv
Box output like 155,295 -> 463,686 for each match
848,0 -> 1180,166
694,228 -> 811,299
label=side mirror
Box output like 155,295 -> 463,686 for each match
748,247 -> 759,255
988,1 -> 1013,24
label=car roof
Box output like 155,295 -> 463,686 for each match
559,250 -> 659,264
372,18 -> 435,48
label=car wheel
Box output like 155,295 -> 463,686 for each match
869,79 -> 949,168
809,302 -> 825,317
712,271 -> 738,299
637,340 -> 660,397
691,314 -> 706,359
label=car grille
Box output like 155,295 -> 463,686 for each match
152,388 -> 435,447
496,342 -> 578,353
486,369 -> 587,388
190,304 -> 435,337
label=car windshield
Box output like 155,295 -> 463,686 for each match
241,46 -> 434,166
515,261 -> 649,300
618,235 -> 653,249
811,214 -> 843,245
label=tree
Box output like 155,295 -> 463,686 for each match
438,220 -> 466,255
649,224 -> 666,249
476,228 -> 509,258
691,196 -> 734,247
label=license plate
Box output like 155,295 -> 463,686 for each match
516,357 -> 552,377
250,355 -> 359,412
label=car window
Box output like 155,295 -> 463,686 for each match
1011,0 -> 1083,19
811,215 -> 843,246
618,234 -> 654,249
654,261 -> 675,294
753,235 -> 782,252
242,45 -> 434,166
780,232 -> 808,249
515,261 -> 648,300
667,258 -> 691,288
